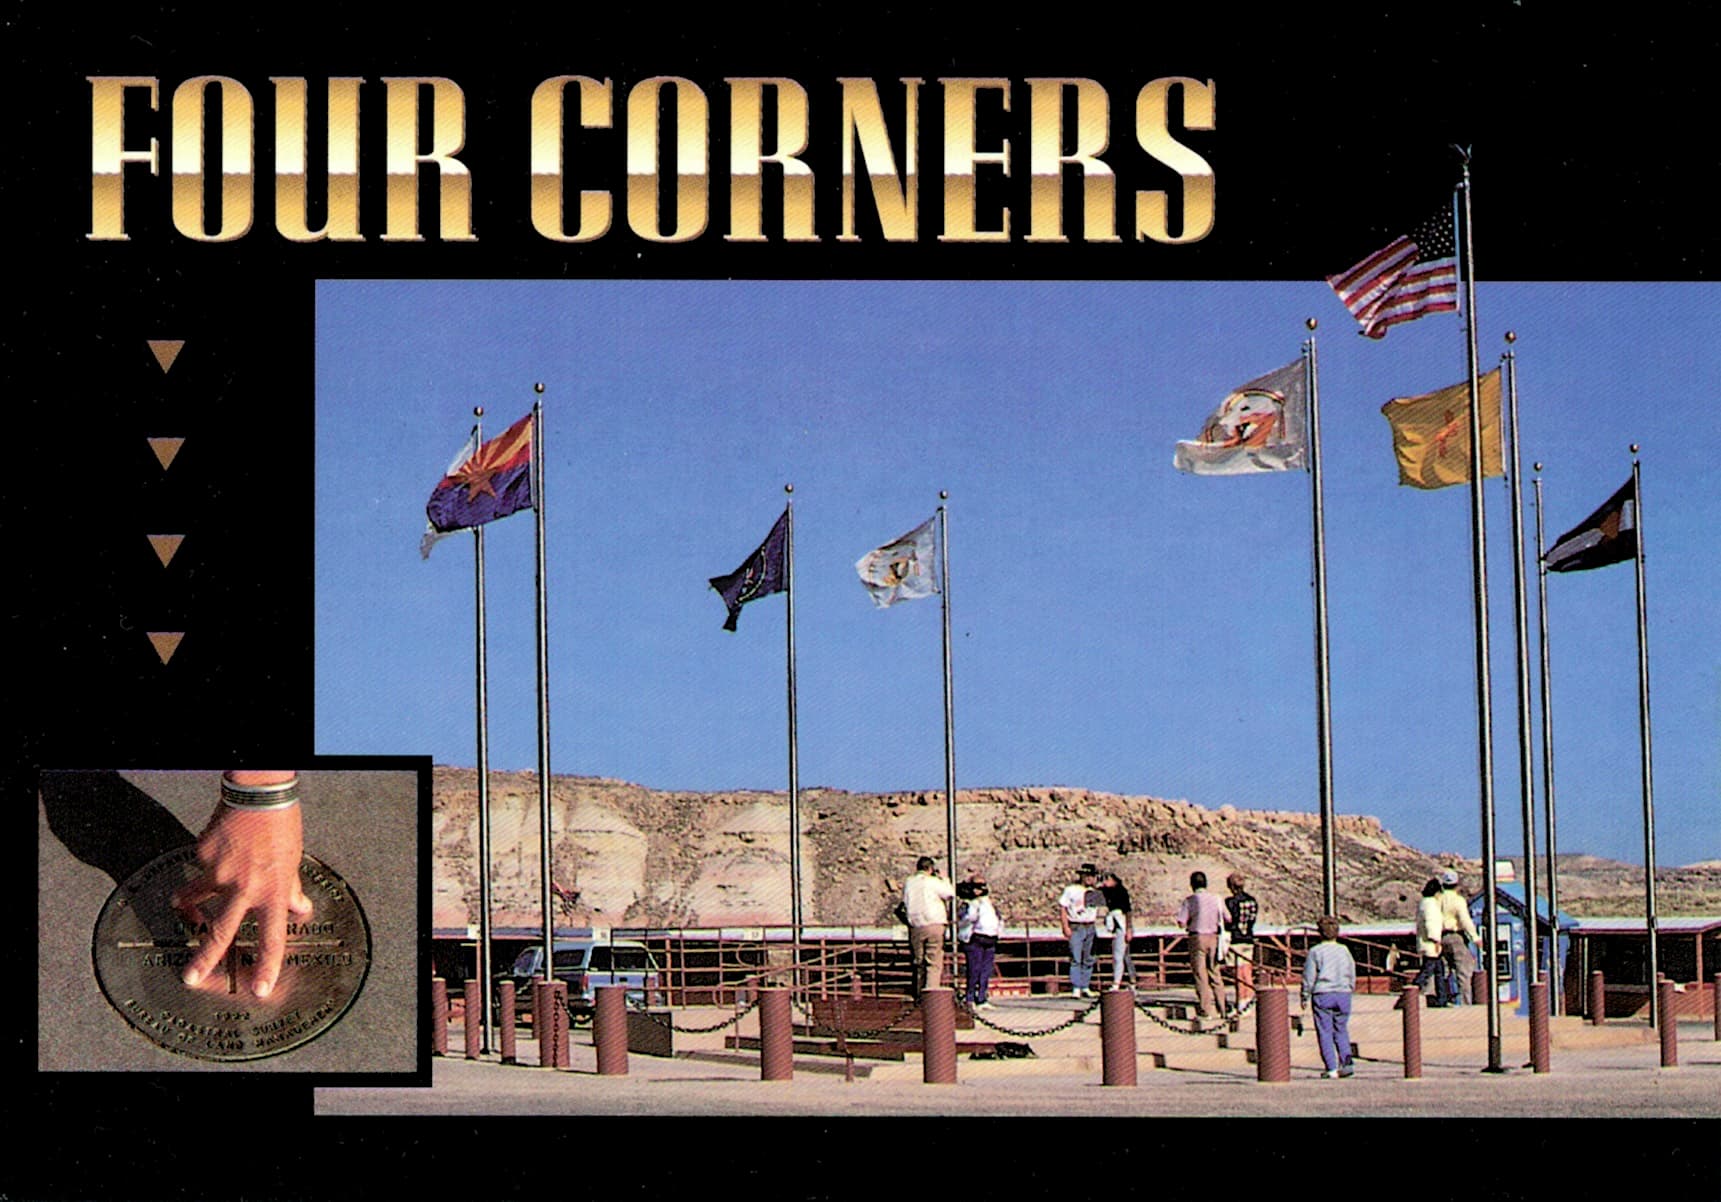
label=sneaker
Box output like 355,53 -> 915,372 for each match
1338,1065 -> 1355,1078
1321,1069 -> 1341,1079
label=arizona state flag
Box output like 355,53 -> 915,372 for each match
1545,477 -> 1636,572
1380,369 -> 1504,489
425,412 -> 534,533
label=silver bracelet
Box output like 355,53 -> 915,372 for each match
220,775 -> 301,811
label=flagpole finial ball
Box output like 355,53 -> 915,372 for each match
784,483 -> 794,495
1305,317 -> 1317,330
1534,462 -> 1543,473
939,490 -> 949,500
1630,443 -> 1640,454
473,406 -> 484,417
1505,330 -> 1517,344
534,382 -> 545,394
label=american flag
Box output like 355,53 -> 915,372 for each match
1326,206 -> 1459,339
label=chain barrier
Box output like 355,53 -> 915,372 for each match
636,997 -> 761,1034
1132,993 -> 1255,1036
961,997 -> 1103,1038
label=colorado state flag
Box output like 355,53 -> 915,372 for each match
425,412 -> 534,533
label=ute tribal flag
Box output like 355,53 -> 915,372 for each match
1380,368 -> 1503,489
1174,359 -> 1307,475
1326,207 -> 1459,339
856,516 -> 938,607
709,507 -> 789,631
424,412 -> 534,534
1546,477 -> 1636,572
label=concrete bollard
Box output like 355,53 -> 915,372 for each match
1589,970 -> 1606,1026
534,980 -> 552,1067
1713,975 -> 1719,1043
594,984 -> 629,1076
920,987 -> 957,1084
550,985 -> 571,1067
430,977 -> 448,1056
1100,989 -> 1137,1086
1528,981 -> 1550,1074
1470,970 -> 1487,1006
498,979 -> 517,1065
1255,988 -> 1290,1083
463,980 -> 482,1060
1658,980 -> 1678,1068
1401,986 -> 1422,1080
759,988 -> 793,1081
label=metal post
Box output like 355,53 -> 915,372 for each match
1528,980 -> 1550,1074
1255,988 -> 1290,1083
1401,985 -> 1422,1079
759,987 -> 793,1081
1712,974 -> 1719,1042
938,495 -> 958,978
1100,988 -> 1138,1085
1630,454 -> 1660,1028
1657,979 -> 1677,1067
1305,325 -> 1337,918
463,980 -> 482,1059
784,488 -> 802,947
1503,341 -> 1540,993
472,406 -> 494,1055
594,984 -> 628,1075
1589,970 -> 1605,1026
532,391 -> 556,990
1532,470 -> 1562,1014
1456,160 -> 1504,1073
498,979 -> 517,1064
921,987 -> 957,1084
430,977 -> 448,1056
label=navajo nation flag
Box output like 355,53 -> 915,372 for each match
425,412 -> 534,533
1545,478 -> 1636,572
1380,369 -> 1503,489
1327,207 -> 1459,339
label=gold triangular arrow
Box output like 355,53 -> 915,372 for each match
147,632 -> 184,664
147,340 -> 184,373
147,438 -> 184,470
147,535 -> 184,567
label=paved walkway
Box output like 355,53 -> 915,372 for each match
315,998 -> 1721,1119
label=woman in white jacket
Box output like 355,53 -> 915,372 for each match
1410,878 -> 1450,1006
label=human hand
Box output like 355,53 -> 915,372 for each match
172,799 -> 312,999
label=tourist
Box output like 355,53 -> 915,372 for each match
1099,871 -> 1136,991
1058,863 -> 1103,998
1175,870 -> 1227,1017
1411,877 -> 1450,1006
1301,914 -> 1356,1078
902,856 -> 955,998
1224,872 -> 1258,1010
1438,868 -> 1479,1005
957,877 -> 1002,1009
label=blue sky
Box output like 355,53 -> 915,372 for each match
315,280 -> 1717,869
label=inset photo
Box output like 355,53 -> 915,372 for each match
38,765 -> 424,1074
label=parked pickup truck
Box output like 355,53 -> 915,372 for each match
497,940 -> 665,1020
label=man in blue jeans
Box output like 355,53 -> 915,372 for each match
1058,864 -> 1102,998
1300,915 -> 1356,1078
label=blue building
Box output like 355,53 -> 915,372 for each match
1468,883 -> 1574,1017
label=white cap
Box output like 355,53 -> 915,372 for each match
1440,869 -> 1459,886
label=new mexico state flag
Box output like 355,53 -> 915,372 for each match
1380,368 -> 1504,490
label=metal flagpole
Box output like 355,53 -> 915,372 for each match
1304,321 -> 1337,918
1502,337 -> 1541,993
785,486 -> 802,941
1532,468 -> 1562,1014
1455,153 -> 1504,1072
1630,449 -> 1660,1027
938,493 -> 957,964
473,406 -> 495,1053
532,386 -> 555,992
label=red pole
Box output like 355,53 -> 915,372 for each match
498,979 -> 517,1065
1400,985 -> 1422,1080
1255,988 -> 1290,1083
550,982 -> 570,1069
1713,974 -> 1719,1042
430,977 -> 448,1056
534,978 -> 552,1066
463,981 -> 482,1060
1658,979 -> 1678,1067
1100,988 -> 1137,1086
759,988 -> 793,1081
1528,980 -> 1550,1074
594,983 -> 629,1076
1589,970 -> 1605,1026
920,987 -> 957,1084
